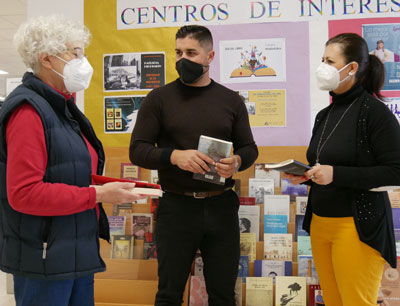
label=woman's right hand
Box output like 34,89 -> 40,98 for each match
93,182 -> 147,204
281,172 -> 309,185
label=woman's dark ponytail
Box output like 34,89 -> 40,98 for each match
361,54 -> 385,99
326,33 -> 385,99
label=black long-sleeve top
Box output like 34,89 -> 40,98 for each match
129,79 -> 258,192
307,84 -> 361,217
303,83 -> 400,268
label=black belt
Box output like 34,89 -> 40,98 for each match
166,188 -> 231,199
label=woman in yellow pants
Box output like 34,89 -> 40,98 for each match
288,33 -> 399,306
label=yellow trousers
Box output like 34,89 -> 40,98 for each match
310,213 -> 385,306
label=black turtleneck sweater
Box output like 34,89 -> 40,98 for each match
307,84 -> 364,217
129,79 -> 258,192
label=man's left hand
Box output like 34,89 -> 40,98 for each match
215,155 -> 241,178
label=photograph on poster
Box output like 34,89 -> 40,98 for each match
362,23 -> 400,91
104,96 -> 145,133
238,89 -> 286,127
219,38 -> 286,84
385,97 -> 400,123
104,52 -> 165,91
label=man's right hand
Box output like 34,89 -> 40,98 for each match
170,149 -> 215,174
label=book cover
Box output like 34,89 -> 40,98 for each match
264,233 -> 292,261
254,260 -> 292,280
309,285 -> 323,306
249,178 -> 274,204
281,178 -> 308,201
297,236 -> 312,259
245,277 -> 273,306
275,276 -> 307,306
110,235 -> 134,259
389,191 -> 400,208
395,229 -> 400,242
142,241 -> 157,259
239,205 -> 260,241
294,215 -> 308,242
238,255 -> 249,282
234,277 -> 243,306
150,169 -> 159,184
113,203 -> 133,216
264,195 -> 290,221
393,208 -> 400,229
107,215 -> 126,235
120,162 -> 140,180
239,197 -> 256,206
194,250 -> 204,277
296,196 -> 308,215
297,255 -> 319,284
264,159 -> 311,176
264,215 -> 288,234
92,174 -> 161,189
150,198 -> 159,221
255,163 -> 281,187
189,276 -> 208,306
234,179 -> 241,196
193,135 -> 232,185
379,258 -> 400,305
131,213 -> 153,240
240,233 -> 257,262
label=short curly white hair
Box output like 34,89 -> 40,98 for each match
13,14 -> 91,73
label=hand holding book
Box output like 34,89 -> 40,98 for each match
93,181 -> 148,204
215,155 -> 241,178
264,159 -> 310,176
170,149 -> 214,174
192,135 -> 233,185
91,174 -> 163,202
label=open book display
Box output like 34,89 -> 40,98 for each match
91,174 -> 163,197
264,160 -> 311,176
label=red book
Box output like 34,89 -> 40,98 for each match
309,284 -> 323,306
92,174 -> 161,189
239,196 -> 256,205
91,174 -> 163,197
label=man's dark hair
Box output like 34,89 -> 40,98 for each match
176,25 -> 213,49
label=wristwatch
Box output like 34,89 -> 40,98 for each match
233,156 -> 239,173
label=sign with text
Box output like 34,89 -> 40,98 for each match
117,0 -> 400,30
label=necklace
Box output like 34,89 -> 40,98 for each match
315,98 -> 358,166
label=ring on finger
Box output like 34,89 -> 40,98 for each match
311,175 -> 316,180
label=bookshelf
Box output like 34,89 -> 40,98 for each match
96,145 -> 308,305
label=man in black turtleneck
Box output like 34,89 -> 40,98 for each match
129,25 -> 258,306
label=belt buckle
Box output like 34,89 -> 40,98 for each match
193,192 -> 206,199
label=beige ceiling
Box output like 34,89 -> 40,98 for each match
0,0 -> 27,96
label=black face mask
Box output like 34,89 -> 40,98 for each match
175,58 -> 207,84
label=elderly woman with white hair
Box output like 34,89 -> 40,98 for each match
0,15 -> 144,306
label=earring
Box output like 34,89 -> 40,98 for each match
349,72 -> 353,76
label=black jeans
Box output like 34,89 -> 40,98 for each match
154,190 -> 240,306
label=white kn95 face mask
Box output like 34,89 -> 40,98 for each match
52,56 -> 94,93
315,62 -> 353,91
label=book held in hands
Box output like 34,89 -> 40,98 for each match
91,174 -> 163,197
193,135 -> 233,185
264,159 -> 311,176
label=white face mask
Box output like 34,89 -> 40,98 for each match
315,62 -> 353,91
52,55 -> 93,93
